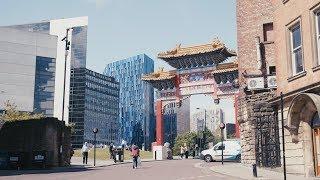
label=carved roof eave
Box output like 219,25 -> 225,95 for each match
212,61 -> 238,74
143,79 -> 176,91
141,74 -> 175,81
157,41 -> 237,60
212,67 -> 238,74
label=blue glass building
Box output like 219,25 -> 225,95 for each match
104,54 -> 154,148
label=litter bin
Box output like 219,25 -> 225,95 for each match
32,151 -> 47,169
8,152 -> 24,170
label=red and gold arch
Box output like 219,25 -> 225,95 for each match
142,39 -> 240,146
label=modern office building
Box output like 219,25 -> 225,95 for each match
4,16 -> 88,123
69,68 -> 120,147
104,54 -> 154,148
162,103 -> 177,147
191,108 -> 224,134
156,100 -> 190,146
0,27 -> 57,115
176,98 -> 190,135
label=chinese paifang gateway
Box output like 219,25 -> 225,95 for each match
142,39 -> 240,149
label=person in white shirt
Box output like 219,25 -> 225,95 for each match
82,142 -> 89,164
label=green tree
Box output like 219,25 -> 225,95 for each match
0,100 -> 45,121
173,131 -> 197,155
202,127 -> 218,149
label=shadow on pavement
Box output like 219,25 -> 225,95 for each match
0,165 -> 96,177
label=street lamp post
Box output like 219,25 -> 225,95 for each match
219,122 -> 225,165
280,92 -> 287,180
93,128 -> 99,166
61,28 -> 72,123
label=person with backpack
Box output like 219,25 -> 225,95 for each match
131,145 -> 140,169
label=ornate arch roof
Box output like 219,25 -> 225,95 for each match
158,39 -> 236,59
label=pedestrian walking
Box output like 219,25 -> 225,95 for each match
109,143 -> 114,159
180,145 -> 185,159
190,146 -> 196,159
184,143 -> 189,159
82,142 -> 89,164
131,145 -> 140,169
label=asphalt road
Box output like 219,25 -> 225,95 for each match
0,159 -> 239,180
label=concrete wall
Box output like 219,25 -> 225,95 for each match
274,0 -> 320,96
0,28 -> 57,112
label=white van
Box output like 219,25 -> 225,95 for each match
200,140 -> 241,162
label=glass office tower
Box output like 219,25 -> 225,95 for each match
104,54 -> 154,149
69,68 -> 120,147
5,17 -> 88,122
7,22 -> 87,69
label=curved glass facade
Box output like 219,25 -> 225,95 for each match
104,54 -> 154,149
34,56 -> 56,116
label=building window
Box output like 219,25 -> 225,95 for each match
289,22 -> 304,75
315,10 -> 320,66
269,66 -> 276,75
263,23 -> 274,42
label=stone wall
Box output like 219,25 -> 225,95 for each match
238,91 -> 277,165
278,105 -> 306,175
0,118 -> 72,169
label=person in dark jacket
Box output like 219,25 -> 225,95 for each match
109,143 -> 114,160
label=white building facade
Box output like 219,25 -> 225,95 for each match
5,17 -> 88,123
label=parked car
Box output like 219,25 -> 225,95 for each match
200,140 -> 241,162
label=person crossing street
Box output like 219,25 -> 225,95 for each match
131,145 -> 140,169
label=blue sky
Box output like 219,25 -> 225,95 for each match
0,0 -> 236,72
1,0 -> 237,124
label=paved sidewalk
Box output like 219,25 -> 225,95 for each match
209,163 -> 319,180
71,156 -> 155,167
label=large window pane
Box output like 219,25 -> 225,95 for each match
292,25 -> 301,49
290,22 -> 303,75
294,48 -> 303,73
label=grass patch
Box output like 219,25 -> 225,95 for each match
73,148 -> 153,160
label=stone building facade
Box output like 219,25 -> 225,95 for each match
238,0 -> 320,177
272,0 -> 320,177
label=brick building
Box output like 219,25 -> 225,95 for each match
236,0 -> 279,167
237,0 -> 320,177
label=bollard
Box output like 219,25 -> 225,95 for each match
252,164 -> 257,177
